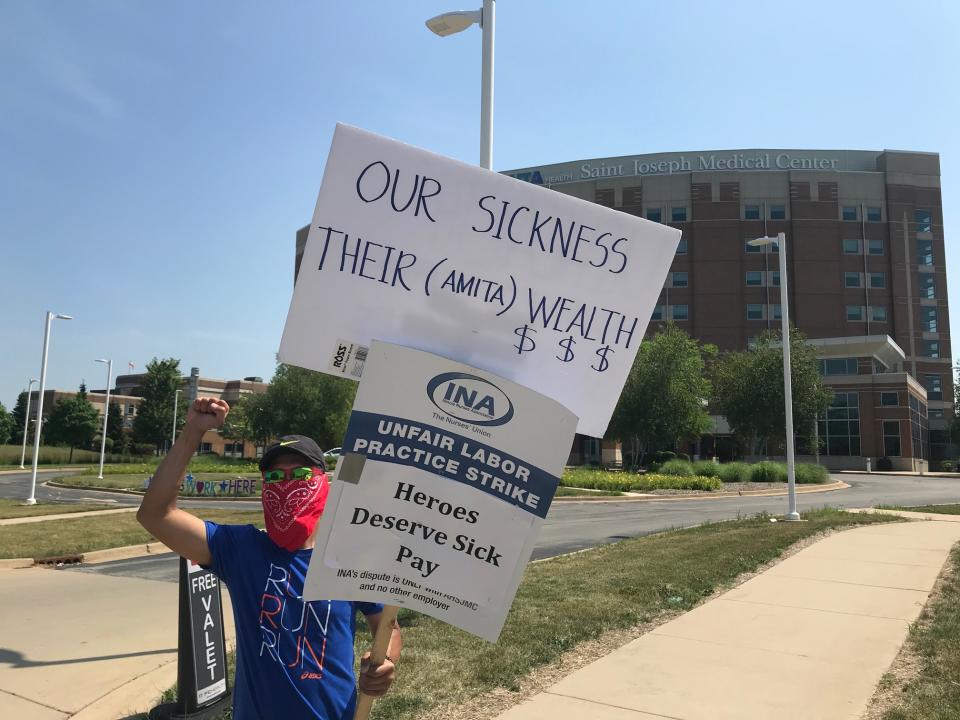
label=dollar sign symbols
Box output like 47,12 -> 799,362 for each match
513,324 -> 537,355
557,335 -> 576,362
591,344 -> 614,372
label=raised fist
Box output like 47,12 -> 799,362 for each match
185,397 -> 230,433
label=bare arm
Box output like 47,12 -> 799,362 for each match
359,612 -> 402,697
136,397 -> 230,566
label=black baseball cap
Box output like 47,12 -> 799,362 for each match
259,435 -> 327,472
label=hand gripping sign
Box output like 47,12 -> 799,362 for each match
279,124 -> 679,438
304,341 -> 577,644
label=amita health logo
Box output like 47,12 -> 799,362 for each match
426,373 -> 515,427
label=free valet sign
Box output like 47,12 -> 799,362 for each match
279,124 -> 679,438
303,341 -> 577,642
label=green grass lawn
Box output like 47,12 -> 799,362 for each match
890,504 -> 960,516
881,545 -> 960,719
0,499 -> 119,519
0,508 -> 264,559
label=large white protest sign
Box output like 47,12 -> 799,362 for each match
304,341 -> 577,642
279,124 -> 679,437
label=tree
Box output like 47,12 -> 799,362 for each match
606,324 -> 714,467
132,358 -> 185,452
712,327 -> 831,455
222,395 -> 255,458
104,401 -> 130,454
0,402 -> 14,445
10,392 -> 28,445
252,365 -> 357,451
44,384 -> 101,461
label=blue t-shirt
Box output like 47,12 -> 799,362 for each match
204,522 -> 383,720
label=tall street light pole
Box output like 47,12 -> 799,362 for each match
26,311 -> 73,505
426,0 -> 495,169
95,358 -> 113,480
171,388 -> 181,452
19,378 -> 38,469
748,232 -> 800,521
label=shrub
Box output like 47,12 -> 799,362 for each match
132,443 -> 156,457
642,451 -> 676,467
877,457 -> 893,471
562,468 -> 721,492
691,460 -> 721,478
676,452 -> 690,462
659,459 -> 694,477
750,461 -> 788,483
718,462 -> 752,483
940,460 -> 956,472
795,463 -> 829,484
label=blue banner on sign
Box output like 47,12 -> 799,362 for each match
342,411 -> 559,518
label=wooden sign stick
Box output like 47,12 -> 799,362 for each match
353,604 -> 399,720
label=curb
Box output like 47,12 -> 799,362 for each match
849,508 -> 960,523
0,466 -> 85,475
552,480 -> 849,502
0,557 -> 34,569
0,541 -> 174,571
839,470 -> 960,478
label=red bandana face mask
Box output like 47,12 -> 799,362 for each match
261,469 -> 329,551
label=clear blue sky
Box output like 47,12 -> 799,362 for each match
2,0 -> 958,410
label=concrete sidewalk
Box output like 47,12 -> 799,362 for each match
499,516 -> 960,720
0,567 -> 233,719
0,508 -> 136,526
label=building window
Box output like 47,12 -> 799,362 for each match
651,305 -> 664,321
867,206 -> 882,222
746,271 -> 763,287
921,307 -> 938,332
200,442 -> 213,454
771,304 -> 782,320
930,409 -> 945,419
745,239 -> 762,254
820,358 -> 859,376
844,272 -> 862,288
870,306 -> 887,322
671,271 -> 689,288
868,272 -> 886,289
771,271 -> 780,287
911,397 -> 929,461
915,208 -> 933,233
671,304 -> 689,321
819,392 -> 860,456
671,207 -> 687,222
646,208 -> 662,223
918,239 -> 934,265
676,237 -> 688,254
923,374 -> 943,401
746,304 -> 764,320
880,391 -> 899,407
847,305 -> 864,321
883,420 -> 901,457
868,239 -> 883,255
744,205 -> 761,220
770,204 -> 786,220
922,340 -> 940,358
842,206 -> 858,221
843,239 -> 861,254
919,273 -> 935,299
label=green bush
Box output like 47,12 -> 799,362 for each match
659,459 -> 694,477
795,463 -> 829,484
940,460 -> 956,472
750,461 -> 788,483
717,462 -> 752,483
562,468 -> 721,492
691,460 -> 721,478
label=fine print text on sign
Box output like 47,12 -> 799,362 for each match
304,341 -> 577,642
279,124 -> 679,437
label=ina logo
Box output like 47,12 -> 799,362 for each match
426,372 -> 515,427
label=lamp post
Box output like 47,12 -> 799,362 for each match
426,0 -> 495,169
95,359 -> 112,480
171,388 -> 181,452
747,232 -> 800,521
26,312 -> 73,505
19,378 -> 38,469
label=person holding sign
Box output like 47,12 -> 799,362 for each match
137,397 -> 402,719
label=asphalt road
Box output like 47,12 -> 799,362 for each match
23,470 -> 955,584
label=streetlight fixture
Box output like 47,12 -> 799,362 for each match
426,0 -> 495,169
747,232 -> 800,521
19,378 -> 38,469
171,388 -> 181,451
26,312 -> 73,505
95,359 -> 113,480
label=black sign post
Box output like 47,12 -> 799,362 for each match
150,557 -> 231,719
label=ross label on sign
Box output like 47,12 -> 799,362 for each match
304,341 -> 577,642
279,124 -> 679,437
186,559 -> 228,706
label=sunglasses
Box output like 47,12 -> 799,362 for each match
261,467 -> 318,483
